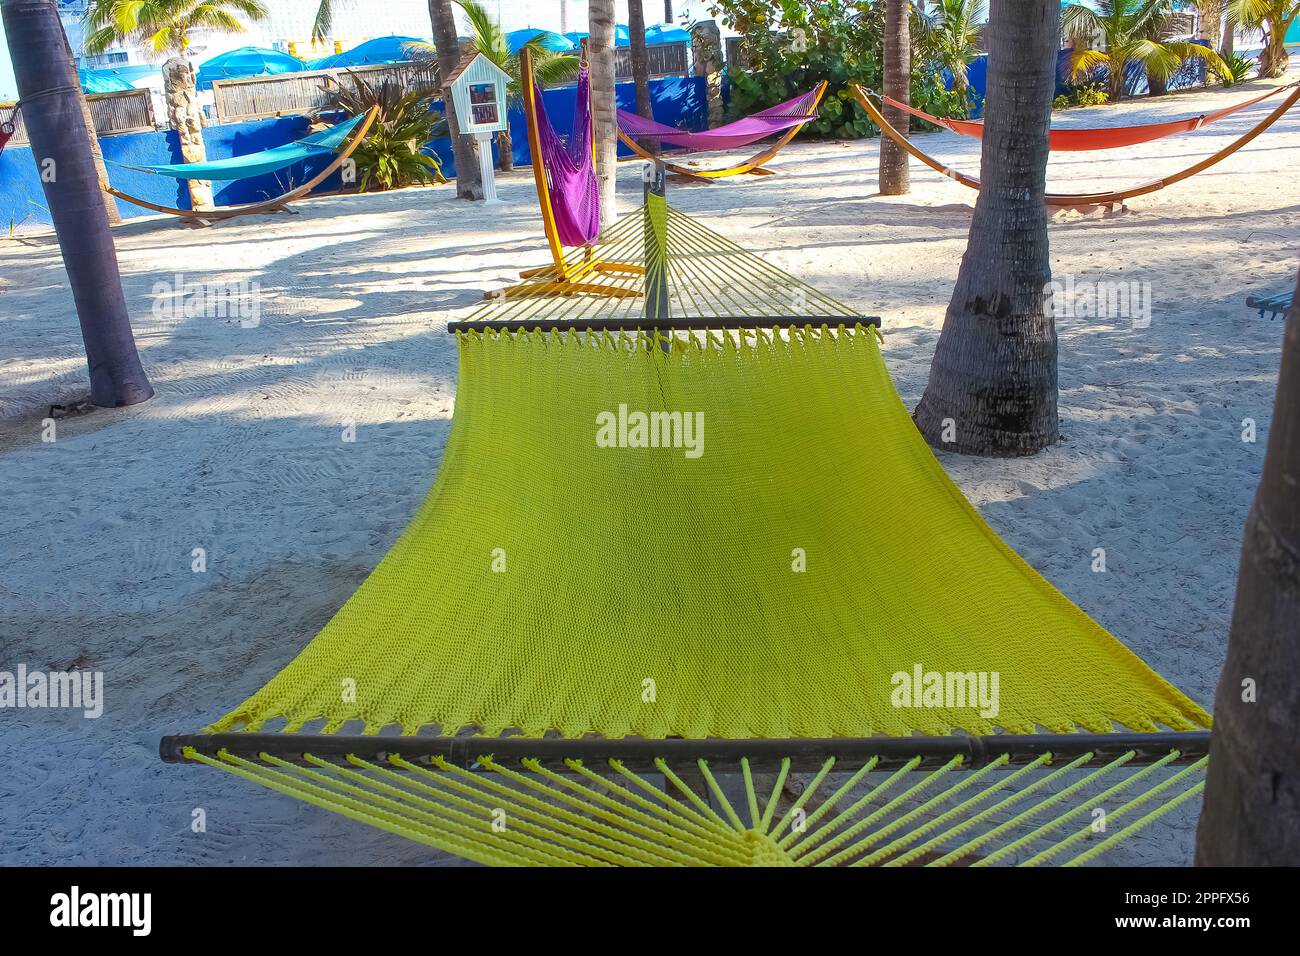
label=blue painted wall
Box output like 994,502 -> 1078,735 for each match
1,74 -> 708,226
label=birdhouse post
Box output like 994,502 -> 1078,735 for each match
448,52 -> 511,204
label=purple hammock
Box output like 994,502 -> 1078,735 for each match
616,87 -> 822,152
534,66 -> 601,247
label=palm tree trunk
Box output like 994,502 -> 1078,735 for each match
1258,25 -> 1290,78
429,0 -> 482,199
664,1 -> 674,24
913,0 -> 1060,457
1196,266 -> 1300,865
589,0 -> 618,230
499,129 -> 513,171
628,0 -> 653,123
1221,16 -> 1234,57
880,0 -> 910,195
162,56 -> 212,211
55,20 -> 119,224
2,0 -> 152,407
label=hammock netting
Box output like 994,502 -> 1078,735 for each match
617,87 -> 822,152
535,65 -> 600,246
170,198 -> 1210,866
880,84 -> 1291,151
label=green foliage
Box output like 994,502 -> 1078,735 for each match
324,75 -> 445,192
1054,83 -> 1109,109
85,0 -> 268,56
710,0 -> 968,138
914,0 -> 985,114
1213,52 -> 1256,86
1061,1 -> 1227,99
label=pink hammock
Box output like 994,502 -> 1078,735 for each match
879,84 -> 1293,151
617,87 -> 822,152
534,66 -> 600,247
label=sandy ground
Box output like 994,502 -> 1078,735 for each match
1,72 -> 1298,866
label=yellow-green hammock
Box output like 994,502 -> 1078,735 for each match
164,186 -> 1211,867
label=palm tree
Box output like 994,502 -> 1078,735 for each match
1062,1 -> 1226,102
84,1 -> 267,212
1196,265 -> 1300,865
427,0 -> 482,199
880,0 -> 910,195
410,1 -> 579,173
1229,0 -> 1300,77
913,0 -> 1060,457
628,0 -> 653,130
589,0 -> 617,230
2,0 -> 152,407
917,0 -> 986,109
1197,0 -> 1225,50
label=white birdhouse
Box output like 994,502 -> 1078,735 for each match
448,52 -> 510,135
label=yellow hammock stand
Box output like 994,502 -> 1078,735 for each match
497,47 -> 643,300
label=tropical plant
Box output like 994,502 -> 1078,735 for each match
914,0 -> 985,107
84,0 -> 267,210
710,0 -> 966,139
913,0 -> 1061,457
407,1 -> 580,172
1197,265 -> 1300,865
1214,50 -> 1255,84
323,75 -> 445,191
1228,0 -> 1300,77
1054,82 -> 1109,108
2,0 -> 152,407
1062,1 -> 1227,102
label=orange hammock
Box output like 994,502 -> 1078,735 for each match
852,83 -> 1300,208
880,84 -> 1294,150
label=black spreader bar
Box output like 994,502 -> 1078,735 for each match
446,315 -> 883,334
161,730 -> 1211,774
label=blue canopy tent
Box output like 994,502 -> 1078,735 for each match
78,68 -> 135,93
196,47 -> 305,91
505,29 -> 575,54
563,25 -> 631,48
645,24 -> 690,44
322,35 -> 431,68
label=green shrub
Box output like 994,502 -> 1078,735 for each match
1214,53 -> 1255,87
714,0 -> 970,139
323,73 -> 446,192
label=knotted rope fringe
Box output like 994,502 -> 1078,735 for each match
184,745 -> 1206,867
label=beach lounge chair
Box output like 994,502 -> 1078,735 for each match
1246,287 -> 1293,319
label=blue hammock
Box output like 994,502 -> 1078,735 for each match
118,112 -> 368,181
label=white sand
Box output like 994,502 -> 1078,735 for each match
2,73 -> 1297,865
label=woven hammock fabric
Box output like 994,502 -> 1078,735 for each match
535,66 -> 600,246
617,87 -> 821,152
881,84 -> 1290,151
115,111 -> 367,180
210,325 -> 1208,740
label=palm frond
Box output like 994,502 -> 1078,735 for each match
1066,47 -> 1112,80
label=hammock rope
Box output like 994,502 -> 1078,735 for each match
852,83 -> 1300,207
879,83 -> 1295,151
166,196 -> 1211,866
99,106 -> 381,222
616,82 -> 828,179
